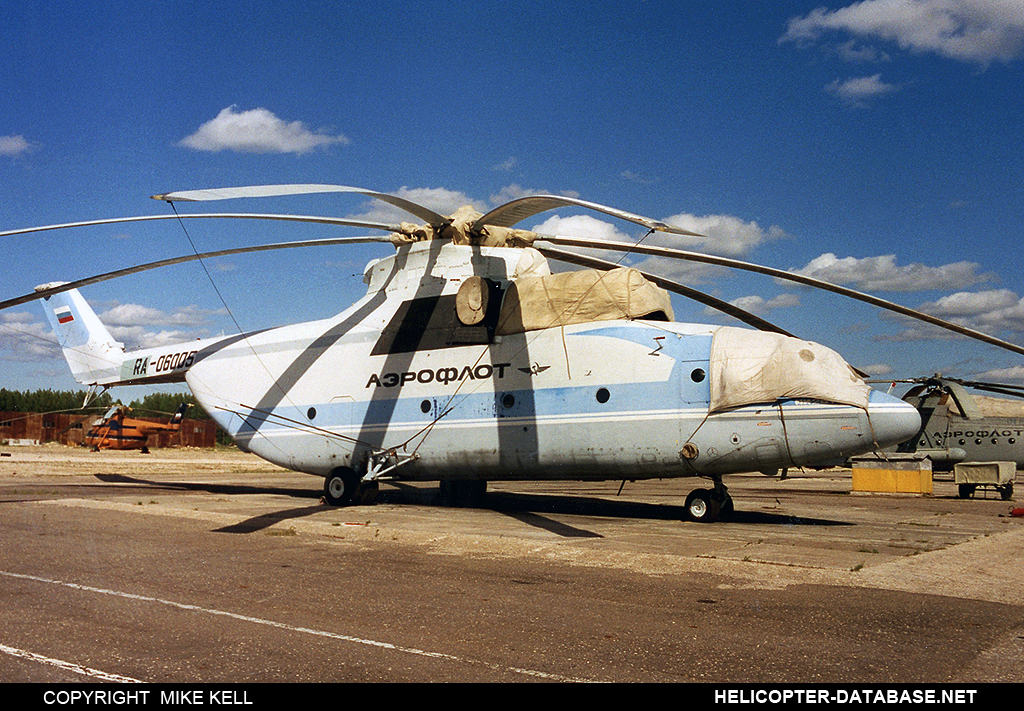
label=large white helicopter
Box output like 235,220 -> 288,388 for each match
5,184 -> 1021,521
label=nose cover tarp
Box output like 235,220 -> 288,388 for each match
709,326 -> 870,414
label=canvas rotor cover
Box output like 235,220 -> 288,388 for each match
496,267 -> 673,335
952,393 -> 1024,419
709,326 -> 870,413
388,205 -> 539,247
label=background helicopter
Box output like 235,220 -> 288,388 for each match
85,402 -> 189,453
3,184 -> 1023,522
881,375 -> 1024,499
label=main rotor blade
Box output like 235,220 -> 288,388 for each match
538,235 -> 1024,358
535,245 -> 795,337
474,195 -> 703,237
0,213 -> 401,239
872,375 -> 1024,400
151,184 -> 451,226
0,236 -> 391,311
943,377 -> 1024,399
957,382 -> 1024,399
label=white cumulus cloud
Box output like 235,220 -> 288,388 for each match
97,303 -> 226,350
345,186 -> 483,225
702,293 -> 801,319
881,288 -> 1024,343
978,365 -> 1024,383
921,288 -> 1020,316
0,311 -> 59,360
781,0 -> 1024,66
918,289 -> 1024,336
826,74 -> 900,106
178,106 -> 350,154
0,135 -> 32,157
530,211 -> 784,284
789,253 -> 993,292
659,213 -> 785,258
530,214 -> 634,243
488,184 -> 548,207
492,157 -> 518,172
859,363 -> 894,376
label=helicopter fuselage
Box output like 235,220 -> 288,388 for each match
897,384 -> 1024,470
34,218 -> 923,521
176,240 -> 918,482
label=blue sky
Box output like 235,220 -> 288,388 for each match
2,0 -> 1023,395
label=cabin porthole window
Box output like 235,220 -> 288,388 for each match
307,407 -> 317,420
502,393 -> 515,409
690,368 -> 706,383
596,388 -> 610,404
420,400 -> 431,414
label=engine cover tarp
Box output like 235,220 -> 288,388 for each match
496,267 -> 673,335
954,393 -> 1024,419
709,326 -> 869,413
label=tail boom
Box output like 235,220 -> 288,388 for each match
38,284 -> 225,386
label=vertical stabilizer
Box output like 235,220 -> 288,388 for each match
37,284 -> 125,385
170,402 -> 189,427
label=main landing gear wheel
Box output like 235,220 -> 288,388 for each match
685,488 -> 721,523
323,469 -> 360,507
685,483 -> 734,523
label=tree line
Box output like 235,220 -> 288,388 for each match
0,389 -> 235,445
0,388 -> 114,413
0,388 -> 212,420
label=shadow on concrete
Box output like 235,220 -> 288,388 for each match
93,472 -> 314,500
90,472 -> 851,534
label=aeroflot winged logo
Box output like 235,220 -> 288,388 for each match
54,306 -> 74,324
519,363 -> 551,375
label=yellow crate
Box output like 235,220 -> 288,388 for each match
850,456 -> 933,495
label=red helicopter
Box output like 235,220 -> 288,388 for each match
85,403 -> 189,453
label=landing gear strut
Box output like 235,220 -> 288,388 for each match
685,480 -> 734,523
